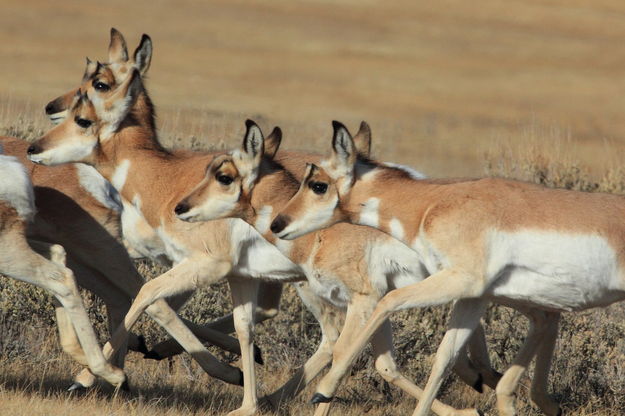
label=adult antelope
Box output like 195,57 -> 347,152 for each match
0,149 -> 125,388
270,121 -> 625,415
27,66 -> 502,415
2,28 -> 257,391
173,119 -> 506,416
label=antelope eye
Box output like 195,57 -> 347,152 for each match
93,80 -> 111,92
216,174 -> 234,185
309,181 -> 328,195
74,117 -> 93,128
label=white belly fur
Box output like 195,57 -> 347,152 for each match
486,231 -> 625,311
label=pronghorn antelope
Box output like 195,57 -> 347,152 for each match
26,66 -> 500,415
173,119 -> 507,416
0,149 -> 125,388
269,120 -> 625,416
4,28 -> 258,390
38,27 -> 361,410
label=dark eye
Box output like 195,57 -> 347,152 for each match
74,117 -> 92,128
216,174 -> 234,185
309,181 -> 328,195
93,80 -> 110,92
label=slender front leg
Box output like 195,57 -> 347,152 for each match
100,257 -> 242,384
226,278 -> 259,416
371,319 -> 480,416
262,282 -> 340,410
495,309 -> 549,415
412,298 -> 487,416
313,268 -> 485,401
466,322 -> 502,390
147,282 -> 283,361
530,312 -> 561,416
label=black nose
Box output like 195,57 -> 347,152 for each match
45,102 -> 55,115
270,214 -> 290,234
27,144 -> 41,155
174,202 -> 190,215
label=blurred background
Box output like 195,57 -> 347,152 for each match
3,0 -> 625,177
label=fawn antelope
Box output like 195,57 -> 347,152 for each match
174,120 -> 504,416
27,65 -> 501,415
6,28 -> 257,390
270,121 -> 625,415
0,149 -> 125,387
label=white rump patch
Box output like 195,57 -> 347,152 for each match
0,155 -> 36,221
75,164 -> 122,211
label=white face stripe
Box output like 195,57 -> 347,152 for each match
389,218 -> 405,241
359,197 -> 380,228
277,195 -> 339,240
111,159 -> 131,190
177,186 -> 241,223
28,135 -> 97,166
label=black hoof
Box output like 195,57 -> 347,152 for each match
135,335 -> 149,355
143,349 -> 164,361
236,368 -> 244,386
472,373 -> 484,393
119,380 -> 131,392
477,410 -> 485,416
254,345 -> 264,365
67,382 -> 86,392
311,393 -> 332,404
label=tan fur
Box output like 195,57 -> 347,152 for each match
274,123 -> 625,416
31,64 -> 391,416
177,125 -> 514,416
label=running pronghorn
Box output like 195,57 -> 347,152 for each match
0,149 -> 125,388
3,28 -> 257,391
27,66 -> 499,415
174,120 -> 503,416
270,120 -> 625,415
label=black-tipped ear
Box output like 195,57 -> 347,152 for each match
331,120 -> 355,164
264,127 -> 282,159
243,119 -> 264,158
109,28 -> 129,62
353,121 -> 372,157
133,34 -> 153,75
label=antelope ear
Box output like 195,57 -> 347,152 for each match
242,119 -> 265,162
264,127 -> 282,159
108,28 -> 129,63
352,121 -> 371,157
133,34 -> 153,75
331,120 -> 356,172
82,57 -> 97,81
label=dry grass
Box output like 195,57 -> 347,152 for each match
1,115 -> 625,415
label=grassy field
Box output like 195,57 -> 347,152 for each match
2,1 -> 625,415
